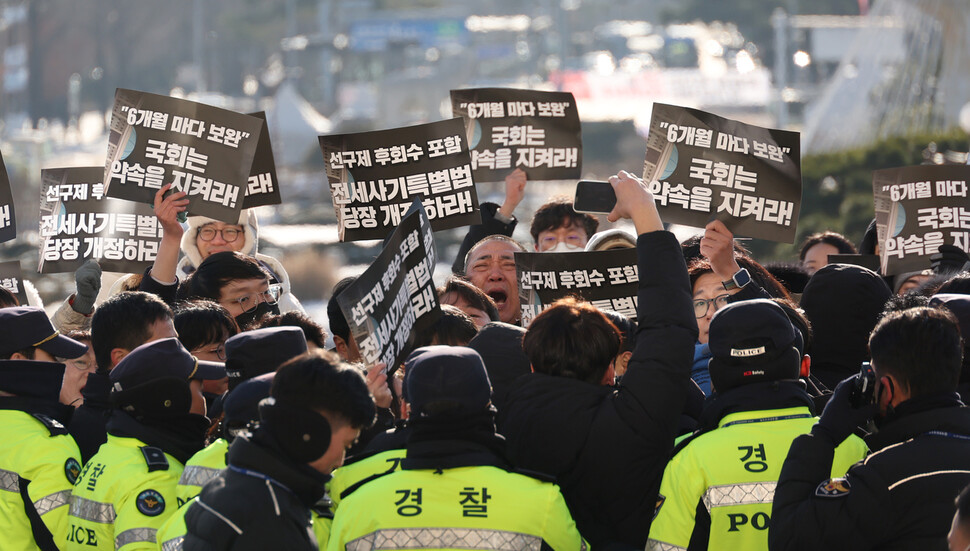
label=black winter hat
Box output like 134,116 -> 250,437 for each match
111,337 -> 226,389
800,263 -> 891,376
224,327 -> 307,390
404,345 -> 492,417
110,338 -> 225,418
708,299 -> 801,393
467,322 -> 531,414
0,306 -> 88,359
223,372 -> 274,437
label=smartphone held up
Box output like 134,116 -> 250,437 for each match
573,180 -> 617,215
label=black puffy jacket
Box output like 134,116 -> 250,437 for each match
770,394 -> 970,551
500,231 -> 697,548
182,434 -> 328,551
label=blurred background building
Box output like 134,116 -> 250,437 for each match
1,0 -> 968,310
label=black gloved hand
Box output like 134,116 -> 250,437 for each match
811,376 -> 878,446
72,259 -> 102,315
930,244 -> 970,275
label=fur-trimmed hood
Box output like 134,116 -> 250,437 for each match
176,211 -> 304,314
179,211 -> 258,272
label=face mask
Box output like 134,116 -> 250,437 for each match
235,301 -> 280,330
545,241 -> 583,253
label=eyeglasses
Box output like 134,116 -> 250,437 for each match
223,284 -> 281,313
192,343 -> 227,361
694,294 -> 731,318
198,227 -> 243,242
56,356 -> 95,372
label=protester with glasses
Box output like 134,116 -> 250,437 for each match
195,223 -> 246,257
174,300 -> 241,407
142,184 -> 305,314
167,251 -> 283,330
57,329 -> 98,408
686,220 -> 792,396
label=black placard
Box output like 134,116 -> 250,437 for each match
451,87 -> 581,183
0,261 -> 29,305
872,164 -> 970,275
515,248 -> 639,326
336,199 -> 441,369
0,150 -> 17,243
39,166 -> 163,274
104,88 -> 262,223
320,118 -> 480,242
641,103 -> 801,243
243,111 -> 282,208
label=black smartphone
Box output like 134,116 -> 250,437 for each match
573,180 -> 617,215
850,361 -> 876,407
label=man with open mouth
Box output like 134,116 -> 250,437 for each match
463,236 -> 528,325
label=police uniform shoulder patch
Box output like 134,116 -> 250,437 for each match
64,457 -> 81,485
815,478 -> 851,498
140,446 -> 169,472
311,503 -> 335,519
31,413 -> 68,436
653,494 -> 666,520
136,489 -> 166,516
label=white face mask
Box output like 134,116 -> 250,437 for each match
545,241 -> 584,253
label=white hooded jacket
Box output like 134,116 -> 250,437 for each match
178,211 -> 304,314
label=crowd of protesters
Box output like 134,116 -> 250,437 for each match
0,165 -> 969,551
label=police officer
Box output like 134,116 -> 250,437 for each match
176,326 -> 308,506
647,299 -> 868,551
0,307 -> 89,551
66,338 -> 222,550
770,306 -> 970,550
327,346 -> 587,551
156,373 -> 276,551
153,327 -> 309,550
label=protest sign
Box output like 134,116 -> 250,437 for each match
0,151 -> 16,243
104,88 -> 262,223
641,103 -> 801,243
320,118 -> 480,242
451,88 -> 581,182
872,164 -> 970,275
515,248 -> 639,326
336,199 -> 441,369
39,166 -> 163,274
243,111 -> 282,208
0,261 -> 29,305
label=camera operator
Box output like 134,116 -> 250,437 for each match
770,306 -> 970,550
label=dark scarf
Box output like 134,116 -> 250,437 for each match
403,410 -> 510,472
867,392 -> 968,451
0,395 -> 75,426
698,380 -> 816,431
673,381 -> 816,456
880,391 -> 964,424
106,410 -> 209,464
